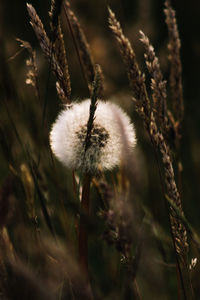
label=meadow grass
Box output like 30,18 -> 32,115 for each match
0,0 -> 199,299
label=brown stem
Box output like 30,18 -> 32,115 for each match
133,279 -> 142,300
78,174 -> 91,277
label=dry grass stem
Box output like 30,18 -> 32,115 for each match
49,0 -> 71,100
108,7 -> 151,128
139,31 -> 168,134
109,5 -> 193,298
27,3 -> 70,103
150,114 -> 193,299
164,0 -> 185,213
84,65 -> 101,153
53,22 -> 71,100
164,0 -> 184,126
150,115 -> 185,235
20,164 -> 36,223
64,2 -> 97,92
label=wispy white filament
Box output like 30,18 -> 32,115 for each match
50,99 -> 136,173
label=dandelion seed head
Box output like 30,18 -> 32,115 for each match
50,99 -> 136,173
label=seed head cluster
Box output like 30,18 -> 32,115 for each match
50,99 -> 136,173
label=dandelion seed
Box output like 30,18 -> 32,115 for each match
50,99 -> 136,173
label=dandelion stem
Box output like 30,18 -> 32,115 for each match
78,173 -> 91,277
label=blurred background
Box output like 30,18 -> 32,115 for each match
1,0 -> 200,299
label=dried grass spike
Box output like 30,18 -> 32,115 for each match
139,31 -> 168,132
27,4 -> 51,59
164,0 -> 184,124
149,113 -> 193,299
54,22 -> 71,99
17,38 -> 40,101
27,3 -> 70,103
56,81 -> 66,103
50,0 -> 63,41
26,3 -> 61,77
108,7 -> 151,128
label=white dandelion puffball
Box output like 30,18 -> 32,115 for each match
50,99 -> 136,173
